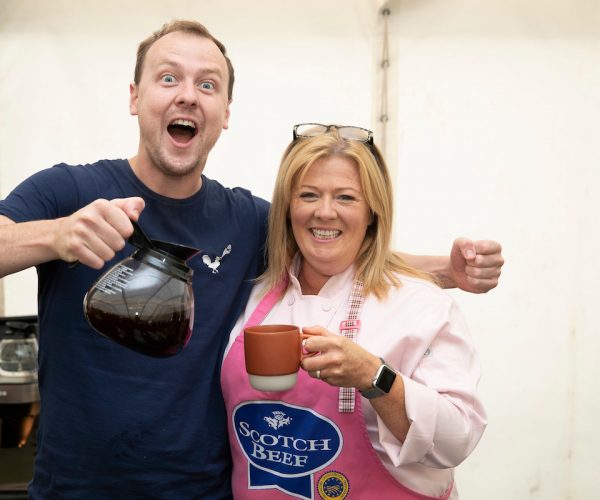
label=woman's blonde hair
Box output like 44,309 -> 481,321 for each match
261,127 -> 436,298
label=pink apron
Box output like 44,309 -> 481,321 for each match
221,283 -> 452,500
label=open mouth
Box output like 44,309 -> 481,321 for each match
167,119 -> 197,144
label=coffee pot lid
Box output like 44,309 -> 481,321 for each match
129,220 -> 200,263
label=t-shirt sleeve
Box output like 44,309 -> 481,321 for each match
0,164 -> 80,222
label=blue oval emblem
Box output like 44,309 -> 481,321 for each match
233,401 -> 343,498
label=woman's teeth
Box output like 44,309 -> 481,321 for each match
311,229 -> 340,240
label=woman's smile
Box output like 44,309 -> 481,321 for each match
310,228 -> 341,240
290,155 -> 371,292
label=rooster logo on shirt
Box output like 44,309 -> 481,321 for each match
202,244 -> 232,273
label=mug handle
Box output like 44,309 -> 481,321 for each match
300,332 -> 319,360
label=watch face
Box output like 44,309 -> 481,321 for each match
376,365 -> 396,393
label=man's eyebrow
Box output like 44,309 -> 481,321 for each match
198,67 -> 225,79
155,60 -> 225,78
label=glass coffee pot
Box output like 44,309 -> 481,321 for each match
83,221 -> 200,357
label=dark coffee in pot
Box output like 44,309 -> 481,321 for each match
83,221 -> 199,357
85,305 -> 193,357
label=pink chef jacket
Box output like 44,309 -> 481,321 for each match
222,259 -> 486,498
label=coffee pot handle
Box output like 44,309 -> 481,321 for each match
128,220 -> 155,250
69,218 -> 151,268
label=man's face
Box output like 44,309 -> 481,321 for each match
129,31 -> 230,178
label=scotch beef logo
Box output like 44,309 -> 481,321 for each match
264,410 -> 292,430
233,401 -> 343,499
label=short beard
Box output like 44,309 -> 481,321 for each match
151,148 -> 204,178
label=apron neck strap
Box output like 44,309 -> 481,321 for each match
338,279 -> 365,413
244,277 -> 288,328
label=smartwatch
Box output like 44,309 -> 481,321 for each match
359,358 -> 397,399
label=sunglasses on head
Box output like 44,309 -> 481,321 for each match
292,123 -> 374,145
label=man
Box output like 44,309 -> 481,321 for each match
0,20 -> 502,499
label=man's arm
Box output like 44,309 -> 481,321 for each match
0,197 -> 145,277
401,237 -> 504,294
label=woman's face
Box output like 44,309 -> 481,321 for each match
290,155 -> 372,291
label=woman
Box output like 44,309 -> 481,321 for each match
221,124 -> 486,499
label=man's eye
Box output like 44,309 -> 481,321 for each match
161,75 -> 176,83
199,82 -> 215,90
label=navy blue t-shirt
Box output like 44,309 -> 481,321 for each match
0,159 -> 270,499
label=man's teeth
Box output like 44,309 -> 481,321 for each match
170,119 -> 196,129
311,229 -> 340,239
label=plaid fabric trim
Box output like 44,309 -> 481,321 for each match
338,280 -> 365,413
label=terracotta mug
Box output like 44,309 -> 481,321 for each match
244,324 -> 313,391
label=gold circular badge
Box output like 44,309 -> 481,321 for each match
317,471 -> 349,499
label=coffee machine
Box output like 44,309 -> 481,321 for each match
0,315 -> 39,496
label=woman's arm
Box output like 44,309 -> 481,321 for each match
301,296 -> 486,468
300,328 -> 412,440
